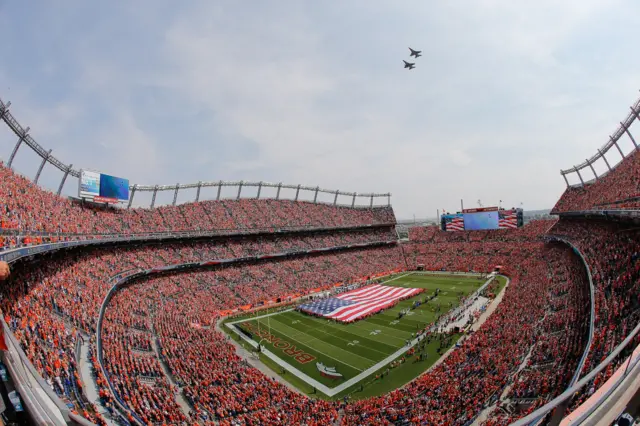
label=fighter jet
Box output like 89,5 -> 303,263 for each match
403,60 -> 415,70
409,48 -> 422,58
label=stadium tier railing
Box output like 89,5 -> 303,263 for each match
554,209 -> 640,220
535,236 -> 596,425
0,317 -> 94,426
94,240 -> 398,425
511,236 -> 633,426
542,236 -> 595,389
559,91 -> 640,187
1,95 -> 391,208
511,319 -> 640,426
0,222 -> 396,263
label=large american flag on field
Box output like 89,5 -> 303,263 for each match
298,284 -> 423,323
498,210 -> 518,229
444,214 -> 465,232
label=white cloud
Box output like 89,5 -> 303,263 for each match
0,0 -> 638,218
450,149 -> 472,167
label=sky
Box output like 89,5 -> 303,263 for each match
0,0 -> 638,219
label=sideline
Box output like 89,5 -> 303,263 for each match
225,273 -> 507,397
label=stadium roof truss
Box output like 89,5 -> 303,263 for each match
560,91 -> 640,188
0,97 -> 390,208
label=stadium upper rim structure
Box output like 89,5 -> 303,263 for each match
0,96 -> 391,209
559,91 -> 640,188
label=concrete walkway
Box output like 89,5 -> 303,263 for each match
78,339 -> 117,426
150,336 -> 195,421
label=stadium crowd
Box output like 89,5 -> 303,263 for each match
551,149 -> 640,213
1,210 -> 608,426
91,223 -> 593,425
0,145 -> 638,425
0,163 -> 395,245
407,219 -> 555,244
100,247 -> 404,424
548,219 -> 640,413
0,227 -> 396,423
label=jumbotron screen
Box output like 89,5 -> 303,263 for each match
463,211 -> 499,230
78,169 -> 129,203
441,207 -> 522,231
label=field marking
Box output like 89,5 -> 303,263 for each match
227,308 -> 295,325
275,314 -> 394,357
343,319 -> 413,343
263,316 -> 386,361
225,273 -> 504,397
262,317 -> 376,368
319,316 -> 410,345
251,320 -> 367,372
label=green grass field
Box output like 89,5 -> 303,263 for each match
225,272 -> 503,399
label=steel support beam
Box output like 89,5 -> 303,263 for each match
0,101 -> 10,121
128,185 -> 137,208
333,190 -> 339,205
621,121 -> 638,149
237,181 -> 243,200
631,105 -> 640,123
370,195 -> 374,208
609,140 -> 624,160
352,193 -> 356,207
276,183 -> 282,200
257,182 -> 262,199
387,194 -> 391,207
34,149 -> 52,184
313,186 -> 319,203
150,186 -> 158,208
8,126 -> 29,168
295,184 -> 301,201
57,164 -> 72,195
562,173 -> 569,187
575,168 -> 585,185
587,160 -> 598,180
195,182 -> 202,202
172,184 -> 179,206
598,149 -> 611,171
216,181 -> 222,200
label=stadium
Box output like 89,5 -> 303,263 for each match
0,89 -> 638,425
0,3 -> 639,426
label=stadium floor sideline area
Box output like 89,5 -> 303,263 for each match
224,272 -> 501,399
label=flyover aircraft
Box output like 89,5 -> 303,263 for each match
403,60 -> 415,70
409,47 -> 422,58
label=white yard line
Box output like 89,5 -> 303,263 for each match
261,319 -> 376,368
225,274 -> 507,397
339,321 -> 410,344
380,271 -> 413,284
278,319 -> 392,358
230,322 -> 367,372
227,308 -> 295,325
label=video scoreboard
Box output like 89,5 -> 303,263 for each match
441,207 -> 523,232
78,169 -> 130,204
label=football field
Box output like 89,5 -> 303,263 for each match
225,272 -> 495,399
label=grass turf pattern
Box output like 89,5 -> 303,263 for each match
228,273 -> 492,399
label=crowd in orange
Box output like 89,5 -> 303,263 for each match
0,162 -> 395,251
551,149 -> 640,213
0,152 -> 638,425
